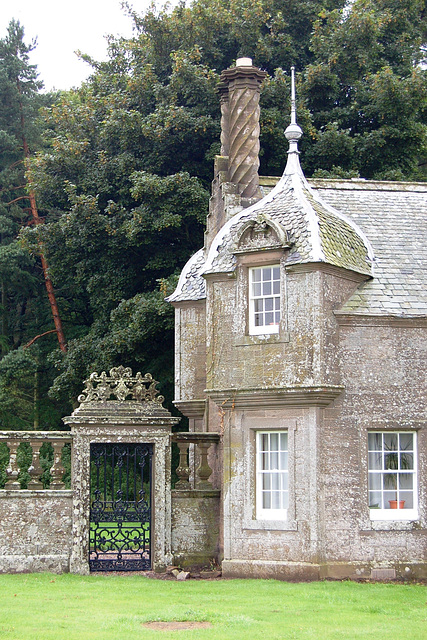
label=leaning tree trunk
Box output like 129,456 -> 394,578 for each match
17,80 -> 67,354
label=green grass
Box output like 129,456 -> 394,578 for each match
0,574 -> 425,640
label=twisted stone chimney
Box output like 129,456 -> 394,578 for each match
205,59 -> 266,251
218,58 -> 266,199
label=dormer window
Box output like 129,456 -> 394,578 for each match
249,265 -> 280,335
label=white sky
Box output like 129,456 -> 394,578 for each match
1,1 -> 172,91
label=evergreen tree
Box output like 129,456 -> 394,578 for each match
4,0 -> 427,413
0,20 -> 66,428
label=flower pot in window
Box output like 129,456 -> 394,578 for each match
389,500 -> 405,509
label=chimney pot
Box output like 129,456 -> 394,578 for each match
236,57 -> 253,67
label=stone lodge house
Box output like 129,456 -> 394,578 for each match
167,60 -> 427,580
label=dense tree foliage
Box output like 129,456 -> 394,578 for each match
0,1 -> 426,425
0,20 -> 65,429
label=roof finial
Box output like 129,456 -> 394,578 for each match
285,66 -> 303,152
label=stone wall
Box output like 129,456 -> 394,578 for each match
0,490 -> 73,573
171,490 -> 220,567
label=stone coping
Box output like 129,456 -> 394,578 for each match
0,431 -> 72,440
0,490 -> 73,498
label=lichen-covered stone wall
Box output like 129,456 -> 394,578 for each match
0,490 -> 73,573
171,490 -> 220,567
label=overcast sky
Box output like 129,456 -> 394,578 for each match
1,1 -> 173,91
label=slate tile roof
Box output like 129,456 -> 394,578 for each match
168,177 -> 427,317
166,248 -> 206,303
312,179 -> 427,316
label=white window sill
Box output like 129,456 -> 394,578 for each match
370,508 -> 418,521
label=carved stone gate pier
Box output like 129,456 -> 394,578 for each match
63,367 -> 179,575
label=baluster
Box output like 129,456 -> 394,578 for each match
5,440 -> 21,489
49,441 -> 65,489
195,441 -> 213,490
28,440 -> 44,490
175,441 -> 191,489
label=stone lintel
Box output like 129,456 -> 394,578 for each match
206,386 -> 344,409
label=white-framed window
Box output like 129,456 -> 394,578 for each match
368,431 -> 418,520
249,265 -> 280,335
256,431 -> 288,520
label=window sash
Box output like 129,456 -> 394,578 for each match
249,266 -> 280,335
368,431 -> 417,520
256,431 -> 288,520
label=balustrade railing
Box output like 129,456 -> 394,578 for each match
172,432 -> 220,490
0,432 -> 72,490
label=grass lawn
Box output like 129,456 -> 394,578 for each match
0,574 -> 425,640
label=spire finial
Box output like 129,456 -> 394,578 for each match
285,66 -> 303,150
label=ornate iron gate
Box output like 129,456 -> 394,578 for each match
89,443 -> 152,571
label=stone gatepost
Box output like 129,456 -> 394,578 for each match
63,367 -> 179,575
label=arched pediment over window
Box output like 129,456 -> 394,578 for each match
233,214 -> 292,255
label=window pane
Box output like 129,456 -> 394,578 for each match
272,266 -> 280,280
262,474 -> 271,490
253,282 -> 261,297
384,452 -> 399,470
261,434 -> 268,451
368,432 -> 382,450
369,491 -> 381,508
272,491 -> 280,509
384,433 -> 397,451
265,297 -> 273,311
252,269 -> 261,283
262,452 -> 269,470
263,492 -> 271,509
270,433 -> 278,450
383,472 -> 397,491
368,452 -> 382,470
368,472 -> 381,490
400,492 -> 413,508
271,451 -> 279,470
400,452 -> 413,469
280,451 -> 288,469
399,473 -> 413,490
399,433 -> 413,451
271,474 -> 280,490
263,282 -> 272,296
281,473 -> 288,491
280,433 -> 288,449
262,268 -> 271,281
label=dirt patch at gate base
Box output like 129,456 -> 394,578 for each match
142,621 -> 213,630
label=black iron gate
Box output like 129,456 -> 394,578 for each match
89,443 -> 153,571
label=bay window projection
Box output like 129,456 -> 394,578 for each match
368,432 -> 417,519
257,431 -> 288,520
249,265 -> 280,335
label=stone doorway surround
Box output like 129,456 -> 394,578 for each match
63,367 -> 179,575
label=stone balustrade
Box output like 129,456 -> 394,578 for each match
0,431 -> 72,490
172,432 -> 220,490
